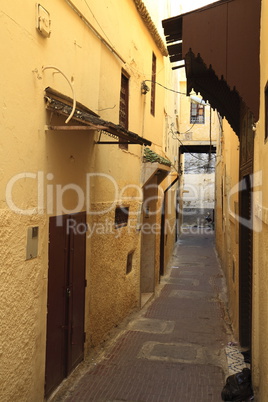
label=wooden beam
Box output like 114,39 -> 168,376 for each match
96,141 -> 137,144
45,125 -> 106,131
172,64 -> 185,70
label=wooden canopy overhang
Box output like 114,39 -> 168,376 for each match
44,87 -> 152,146
162,0 -> 261,135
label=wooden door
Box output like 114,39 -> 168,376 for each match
160,192 -> 166,278
67,212 -> 86,374
239,175 -> 253,347
239,109 -> 254,348
45,212 -> 86,397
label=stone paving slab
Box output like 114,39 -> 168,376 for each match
51,233 -> 230,402
127,318 -> 175,334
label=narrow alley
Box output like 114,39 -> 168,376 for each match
2,1 -> 268,400
50,231 -> 236,402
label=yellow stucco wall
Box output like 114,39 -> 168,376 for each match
214,2 -> 268,398
176,81 -> 220,231
86,200 -> 142,347
215,119 -> 239,339
251,0 -> 268,397
178,82 -> 219,144
163,183 -> 178,271
0,1 -> 176,400
212,2 -> 268,399
0,212 -> 47,401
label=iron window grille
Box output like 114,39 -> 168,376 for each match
119,71 -> 129,150
151,53 -> 156,116
190,101 -> 205,124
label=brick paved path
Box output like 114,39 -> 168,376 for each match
53,232 -> 230,402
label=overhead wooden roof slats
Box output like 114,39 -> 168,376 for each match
162,0 -> 261,134
44,87 -> 152,146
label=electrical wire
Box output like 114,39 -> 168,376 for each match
170,127 -> 216,163
126,63 -> 165,82
170,162 -> 180,175
97,104 -> 116,111
144,79 -> 187,95
184,152 -> 216,172
65,0 -> 125,63
184,164 -> 215,172
177,124 -> 196,135
217,112 -> 223,131
68,1 -> 187,94
67,1 -> 189,96
84,0 -> 114,47
81,4 -> 166,80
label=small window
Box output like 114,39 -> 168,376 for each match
151,53 -> 156,116
265,83 -> 268,141
115,206 -> 129,228
119,71 -> 129,150
126,250 -> 134,274
190,101 -> 205,124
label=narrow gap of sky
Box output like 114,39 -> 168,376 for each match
143,0 -> 219,35
170,0 -> 219,15
142,0 -> 219,80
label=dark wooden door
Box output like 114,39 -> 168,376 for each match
160,193 -> 166,278
239,109 -> 254,348
45,212 -> 86,397
239,175 -> 253,347
67,212 -> 86,374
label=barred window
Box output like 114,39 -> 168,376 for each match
151,53 -> 156,116
119,71 -> 129,150
190,101 -> 205,124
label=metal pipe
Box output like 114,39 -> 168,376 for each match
42,66 -> 76,123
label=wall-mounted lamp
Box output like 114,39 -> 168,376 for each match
190,95 -> 208,105
141,81 -> 150,95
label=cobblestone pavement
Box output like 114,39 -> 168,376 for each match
51,231 -> 232,402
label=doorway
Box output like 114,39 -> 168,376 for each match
239,175 -> 253,348
45,212 -> 86,397
179,145 -> 216,229
238,110 -> 254,348
140,178 -> 157,306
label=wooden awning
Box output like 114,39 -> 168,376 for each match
44,87 -> 152,146
162,0 -> 261,135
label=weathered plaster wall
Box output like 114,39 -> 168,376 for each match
182,178 -> 214,208
251,0 -> 268,397
86,200 -> 141,348
179,82 -> 219,144
215,119 -> 239,338
177,81 -> 221,231
0,0 -> 173,400
0,3 -> 50,400
0,211 -> 47,402
82,0 -> 169,349
182,174 -> 215,226
140,176 -> 158,293
163,185 -> 178,272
